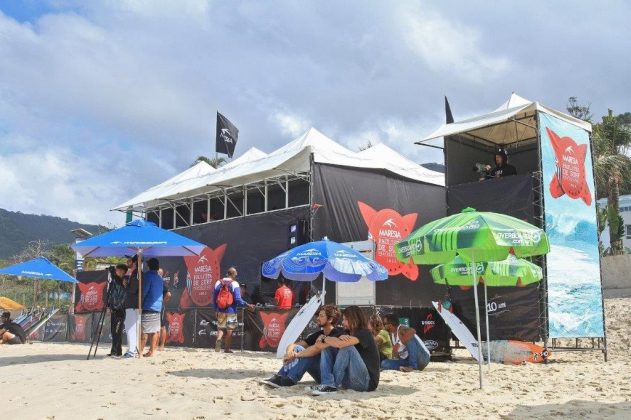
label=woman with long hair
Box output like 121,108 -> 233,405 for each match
308,306 -> 380,395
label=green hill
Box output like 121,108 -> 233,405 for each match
0,208 -> 106,259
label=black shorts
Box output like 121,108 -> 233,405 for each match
161,308 -> 169,329
7,335 -> 24,344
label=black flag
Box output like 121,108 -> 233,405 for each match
216,112 -> 238,158
444,96 -> 454,124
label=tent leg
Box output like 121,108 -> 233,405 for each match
471,258 -> 484,389
484,279 -> 491,371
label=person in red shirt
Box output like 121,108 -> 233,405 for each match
274,279 -> 294,309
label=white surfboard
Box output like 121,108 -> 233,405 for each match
432,301 -> 480,361
275,292 -> 324,358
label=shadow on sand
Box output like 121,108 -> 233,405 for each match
167,368 -> 266,379
0,354 -> 88,366
505,400 -> 631,419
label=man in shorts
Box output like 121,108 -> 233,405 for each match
140,258 -> 164,357
212,267 -> 254,353
0,311 -> 26,344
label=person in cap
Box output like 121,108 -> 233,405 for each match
485,149 -> 517,178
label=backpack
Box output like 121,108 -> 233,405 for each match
107,281 -> 127,311
216,282 -> 234,310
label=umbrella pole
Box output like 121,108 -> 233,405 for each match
137,252 -> 143,359
484,278 -> 491,371
471,257 -> 484,389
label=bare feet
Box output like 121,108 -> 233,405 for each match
143,352 -> 154,357
224,349 -> 233,353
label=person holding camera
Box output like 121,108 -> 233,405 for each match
107,264 -> 128,357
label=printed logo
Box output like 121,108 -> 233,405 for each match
358,201 -> 419,281
220,128 -> 234,144
422,313 -> 436,335
77,282 -> 106,312
167,312 -> 185,344
258,312 -> 289,349
546,127 -> 592,205
182,244 -> 227,308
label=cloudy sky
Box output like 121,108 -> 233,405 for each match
1,0 -> 629,226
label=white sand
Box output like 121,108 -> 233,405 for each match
2,298 -> 631,419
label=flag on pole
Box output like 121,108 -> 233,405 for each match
216,112 -> 239,158
444,96 -> 454,124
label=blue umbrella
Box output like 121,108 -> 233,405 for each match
262,239 -> 388,293
0,256 -> 77,283
72,219 -> 206,257
72,219 -> 205,358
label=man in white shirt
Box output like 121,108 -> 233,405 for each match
381,314 -> 430,372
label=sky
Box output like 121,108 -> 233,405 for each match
1,0 -> 629,226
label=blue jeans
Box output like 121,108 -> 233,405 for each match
278,345 -> 321,383
320,346 -> 370,391
381,337 -> 430,371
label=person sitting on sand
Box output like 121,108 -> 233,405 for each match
308,306 -> 380,395
369,314 -> 392,361
140,258 -> 164,357
380,314 -> 430,372
260,304 -> 343,388
0,311 -> 26,345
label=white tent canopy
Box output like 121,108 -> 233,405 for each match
419,93 -> 592,146
114,127 -> 444,211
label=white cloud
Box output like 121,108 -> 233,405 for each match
270,110 -> 311,138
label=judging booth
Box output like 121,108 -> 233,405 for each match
106,128 -> 450,353
419,93 -> 606,356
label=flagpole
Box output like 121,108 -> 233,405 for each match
471,254 -> 484,389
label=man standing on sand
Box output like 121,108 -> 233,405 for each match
380,314 -> 430,372
274,278 -> 293,309
123,255 -> 139,358
139,258 -> 163,357
212,267 -> 254,353
260,304 -> 344,388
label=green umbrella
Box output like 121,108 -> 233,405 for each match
395,207 -> 549,388
395,207 -> 549,264
431,254 -> 543,287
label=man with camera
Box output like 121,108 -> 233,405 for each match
106,264 -> 128,357
476,149 -> 517,180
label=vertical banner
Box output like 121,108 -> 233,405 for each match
538,112 -> 604,338
74,270 -> 108,313
216,112 -> 239,158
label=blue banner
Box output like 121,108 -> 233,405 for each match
538,112 -> 604,337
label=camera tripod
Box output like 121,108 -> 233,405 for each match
87,270 -> 119,360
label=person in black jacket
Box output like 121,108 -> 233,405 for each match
123,255 -> 139,358
107,264 -> 128,357
485,149 -> 517,179
0,311 -> 26,344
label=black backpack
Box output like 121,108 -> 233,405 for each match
107,281 -> 127,310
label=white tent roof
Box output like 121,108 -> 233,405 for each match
420,93 -> 592,145
114,128 -> 444,211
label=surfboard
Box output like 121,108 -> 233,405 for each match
482,340 -> 549,364
275,292 -> 324,358
432,301 -> 480,361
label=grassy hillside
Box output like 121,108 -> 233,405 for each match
0,208 -> 106,259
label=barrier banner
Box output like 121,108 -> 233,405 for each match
91,312 -> 112,344
539,112 -> 604,338
244,308 -> 298,352
69,313 -> 94,342
448,283 -> 541,341
166,310 -> 195,347
74,270 -> 108,314
43,314 -> 68,342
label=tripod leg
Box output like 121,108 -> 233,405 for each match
92,308 -> 108,359
87,308 -> 106,360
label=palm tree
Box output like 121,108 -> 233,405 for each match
192,155 -> 227,169
592,109 -> 631,254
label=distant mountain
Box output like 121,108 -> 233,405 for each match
420,162 -> 445,173
0,208 -> 106,259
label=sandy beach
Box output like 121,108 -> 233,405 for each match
2,298 -> 631,419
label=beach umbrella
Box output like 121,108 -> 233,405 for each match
395,207 -> 549,388
0,296 -> 25,310
430,254 -> 543,287
261,238 -> 388,293
72,219 -> 206,357
0,256 -> 77,283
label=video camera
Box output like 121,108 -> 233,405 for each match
472,163 -> 490,174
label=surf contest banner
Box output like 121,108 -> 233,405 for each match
538,112 -> 604,338
311,163 -> 447,306
74,270 -> 108,314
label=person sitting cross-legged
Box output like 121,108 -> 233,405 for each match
380,314 -> 430,373
308,306 -> 380,395
260,304 -> 343,388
